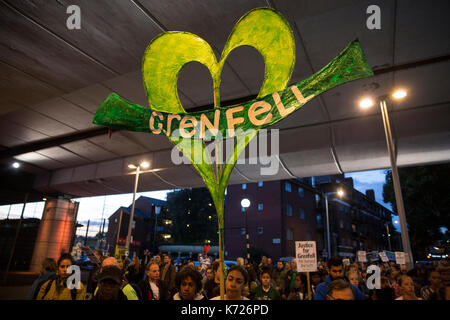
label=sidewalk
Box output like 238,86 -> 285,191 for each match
0,286 -> 31,300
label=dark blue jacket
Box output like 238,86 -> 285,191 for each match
313,275 -> 364,300
27,271 -> 56,300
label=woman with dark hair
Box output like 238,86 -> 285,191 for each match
173,266 -> 206,300
210,265 -> 249,300
27,258 -> 57,300
37,253 -> 86,300
287,273 -> 307,300
395,275 -> 423,300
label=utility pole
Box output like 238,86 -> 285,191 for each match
84,219 -> 90,247
3,193 -> 28,285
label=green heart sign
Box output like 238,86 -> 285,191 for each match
93,7 -> 373,299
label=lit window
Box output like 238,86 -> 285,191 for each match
287,228 -> 293,240
257,227 -> 264,235
299,208 -> 305,219
285,182 -> 291,192
258,203 -> 263,211
286,204 -> 292,216
242,184 -> 247,190
258,181 -> 263,187
316,214 -> 322,227
298,187 -> 304,198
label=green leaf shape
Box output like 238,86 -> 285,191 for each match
142,32 -> 218,114
220,7 -> 295,98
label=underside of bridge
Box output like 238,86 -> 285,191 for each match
1,0 -> 449,205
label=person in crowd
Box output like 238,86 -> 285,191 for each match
93,266 -> 128,300
310,272 -> 322,297
122,254 -> 131,271
420,269 -> 444,300
314,256 -> 364,300
387,265 -> 402,298
287,273 -> 307,300
141,249 -> 151,270
202,266 -> 214,290
406,268 -> 423,297
161,254 -> 177,296
251,267 -> 280,300
271,260 -> 284,294
258,256 -> 271,278
138,262 -> 169,300
400,264 -> 408,275
326,279 -> 355,300
245,261 -> 259,292
319,268 -> 329,283
395,275 -> 423,300
236,257 -> 244,266
153,254 -> 162,268
282,258 -> 298,300
280,261 -> 291,296
27,258 -> 57,300
267,258 -> 274,274
438,265 -> 450,287
347,269 -> 369,299
37,253 -> 86,300
100,257 -> 140,300
211,265 -> 249,300
187,260 -> 195,268
173,266 -> 206,300
369,276 -> 395,300
204,260 -> 221,299
86,249 -> 103,299
125,257 -> 144,285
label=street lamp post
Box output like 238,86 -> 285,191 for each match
360,90 -> 413,268
385,223 -> 392,251
323,189 -> 344,259
125,161 -> 149,255
241,198 -> 251,261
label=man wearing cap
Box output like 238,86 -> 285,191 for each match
93,266 -> 128,300
93,257 -> 140,300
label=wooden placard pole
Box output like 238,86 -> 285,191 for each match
307,272 -> 311,300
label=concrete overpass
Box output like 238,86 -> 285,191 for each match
1,0 -> 449,205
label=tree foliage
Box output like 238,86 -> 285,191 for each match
166,188 -> 218,245
383,163 -> 450,259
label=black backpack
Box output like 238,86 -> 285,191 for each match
40,276 -> 78,300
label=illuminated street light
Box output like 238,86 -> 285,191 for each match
12,162 -> 20,169
323,189 -> 344,258
241,198 -> 251,261
241,198 -> 250,208
125,161 -> 150,254
359,89 -> 413,267
359,97 -> 374,109
392,89 -> 407,100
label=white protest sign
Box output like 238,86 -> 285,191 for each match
296,241 -> 317,272
395,252 -> 406,265
357,250 -> 367,263
343,258 -> 350,266
379,251 -> 389,262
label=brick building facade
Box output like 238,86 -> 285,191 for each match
224,175 -> 400,262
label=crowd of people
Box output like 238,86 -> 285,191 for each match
26,250 -> 450,301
